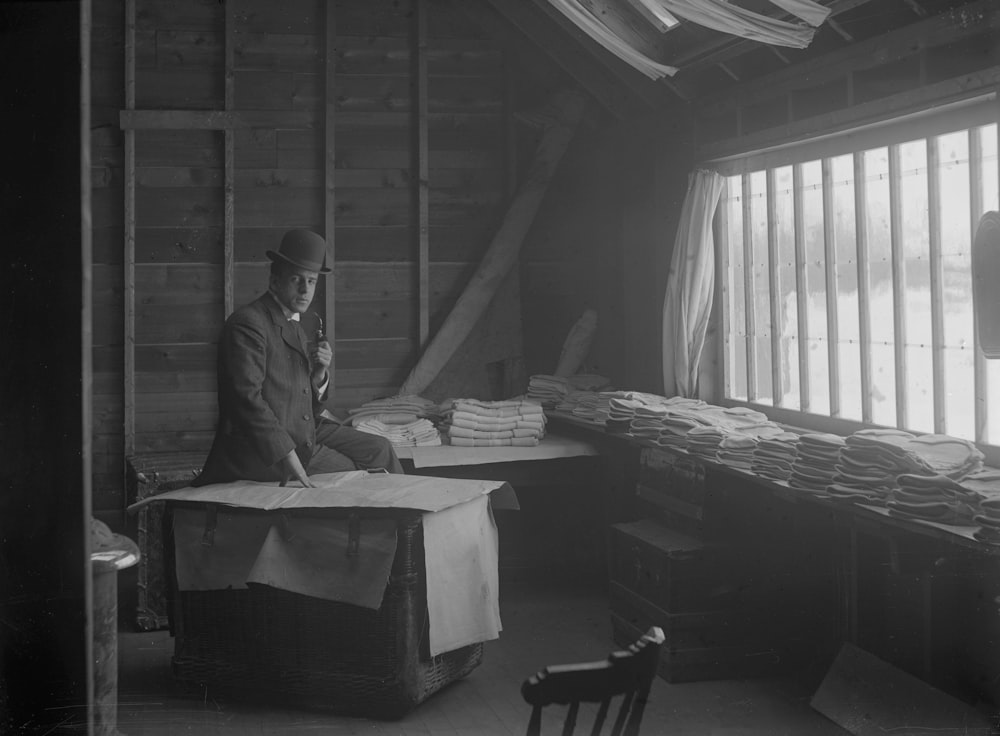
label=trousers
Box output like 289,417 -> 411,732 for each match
306,419 -> 404,475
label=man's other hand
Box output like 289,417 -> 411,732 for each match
280,449 -> 314,487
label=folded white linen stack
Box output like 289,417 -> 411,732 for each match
527,375 -> 571,408
348,395 -> 443,447
354,417 -> 442,447
441,398 -> 547,447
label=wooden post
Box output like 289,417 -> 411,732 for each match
223,0 -> 235,318
399,88 -> 588,397
123,0 -> 136,461
325,0 -> 337,397
412,0 -> 430,347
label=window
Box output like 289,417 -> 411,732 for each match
715,103 -> 1000,448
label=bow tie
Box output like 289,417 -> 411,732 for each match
288,313 -> 300,322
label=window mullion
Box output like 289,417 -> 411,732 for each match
742,175 -> 758,402
927,137 -> 947,434
854,152 -> 873,424
822,158 -> 841,417
718,181 -> 735,400
767,170 -> 782,407
971,128 -> 988,444
793,164 -> 810,413
889,144 -> 909,430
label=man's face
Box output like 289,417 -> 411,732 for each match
271,265 -> 319,314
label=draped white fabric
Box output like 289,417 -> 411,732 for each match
767,0 -> 832,27
662,169 -> 725,399
647,0 -> 821,48
546,0 -> 679,79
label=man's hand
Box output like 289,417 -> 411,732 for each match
279,449 -> 314,487
310,338 -> 332,386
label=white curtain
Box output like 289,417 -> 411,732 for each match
662,169 -> 725,399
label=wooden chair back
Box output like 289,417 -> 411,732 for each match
521,626 -> 665,736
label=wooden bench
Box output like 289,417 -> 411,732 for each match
126,452 -> 206,631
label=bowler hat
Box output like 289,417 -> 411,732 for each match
266,229 -> 331,274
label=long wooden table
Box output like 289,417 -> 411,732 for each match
546,411 -> 1000,704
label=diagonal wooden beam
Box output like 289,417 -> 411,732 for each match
399,89 -> 588,397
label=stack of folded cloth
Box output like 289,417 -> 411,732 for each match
347,394 -> 442,426
975,497 -> 1000,546
555,390 -> 596,416
716,434 -> 759,471
750,431 -> 800,482
955,469 -> 1000,545
604,393 -> 667,433
788,433 -> 846,497
566,392 -> 607,424
527,375 -> 571,408
441,398 -> 547,447
531,373 -> 613,412
628,405 -> 671,442
900,433 -> 984,477
685,426 -> 727,461
656,409 -> 709,449
886,473 -> 979,525
354,416 -> 442,447
829,429 -> 921,506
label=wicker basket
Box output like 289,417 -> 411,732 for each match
166,507 -> 483,719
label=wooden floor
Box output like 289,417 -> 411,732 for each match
115,578 -> 848,735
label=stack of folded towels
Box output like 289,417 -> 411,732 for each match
528,373 -> 612,410
886,473 -> 980,525
788,433 -> 846,497
348,395 -> 443,447
827,429 -> 915,505
965,470 -> 1000,544
440,398 -> 547,447
750,431 -> 801,482
527,375 -> 571,408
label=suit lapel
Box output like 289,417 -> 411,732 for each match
262,293 -> 309,360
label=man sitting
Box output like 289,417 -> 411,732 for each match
194,229 -> 402,488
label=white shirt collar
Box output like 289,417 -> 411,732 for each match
269,289 -> 300,321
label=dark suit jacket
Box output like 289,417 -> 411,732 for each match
194,292 -> 326,485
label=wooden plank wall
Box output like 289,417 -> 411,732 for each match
90,0 -> 511,518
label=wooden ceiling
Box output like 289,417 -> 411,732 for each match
463,0 -> 995,119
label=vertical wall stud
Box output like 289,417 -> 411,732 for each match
324,0 -> 337,395
413,0 -> 430,348
223,0 -> 235,318
123,0 -> 136,460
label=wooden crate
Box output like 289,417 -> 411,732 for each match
608,518 -> 736,613
126,452 -> 205,631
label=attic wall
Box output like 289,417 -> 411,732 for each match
693,5 -> 1000,160
89,0 -> 521,523
517,104 -> 695,394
